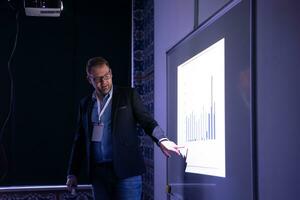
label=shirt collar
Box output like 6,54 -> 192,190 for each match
92,85 -> 113,101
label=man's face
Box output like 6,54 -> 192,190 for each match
87,64 -> 113,96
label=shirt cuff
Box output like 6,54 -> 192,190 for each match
152,126 -> 168,143
158,138 -> 169,143
67,174 -> 76,179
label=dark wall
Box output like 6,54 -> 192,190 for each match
257,0 -> 300,199
0,0 -> 131,185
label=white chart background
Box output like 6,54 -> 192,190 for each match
177,38 -> 226,177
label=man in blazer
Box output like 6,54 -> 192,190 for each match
66,57 -> 181,200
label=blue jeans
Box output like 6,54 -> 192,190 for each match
114,176 -> 142,200
91,163 -> 142,200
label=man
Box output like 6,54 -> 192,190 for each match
66,57 -> 181,200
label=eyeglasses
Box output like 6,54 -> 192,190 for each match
89,70 -> 112,83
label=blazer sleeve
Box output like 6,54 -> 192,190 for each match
67,102 -> 85,177
131,88 -> 166,144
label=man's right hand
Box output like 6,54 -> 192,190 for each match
66,175 -> 78,192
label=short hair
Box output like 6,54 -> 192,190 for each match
86,57 -> 110,74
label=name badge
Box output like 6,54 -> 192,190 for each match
91,123 -> 104,142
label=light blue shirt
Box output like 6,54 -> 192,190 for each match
91,89 -> 113,163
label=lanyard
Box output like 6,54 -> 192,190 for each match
96,91 -> 113,122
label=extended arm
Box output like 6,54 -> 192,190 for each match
131,89 -> 181,157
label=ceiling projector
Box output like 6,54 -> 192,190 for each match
24,0 -> 63,17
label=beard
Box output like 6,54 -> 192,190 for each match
97,85 -> 111,96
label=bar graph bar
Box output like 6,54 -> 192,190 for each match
185,76 -> 216,142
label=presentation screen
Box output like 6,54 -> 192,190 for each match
177,38 -> 225,177
166,1 -> 253,199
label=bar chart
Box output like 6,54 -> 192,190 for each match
185,77 -> 216,142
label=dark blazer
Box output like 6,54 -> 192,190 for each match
68,86 -> 165,179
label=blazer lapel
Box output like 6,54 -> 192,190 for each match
111,86 -> 120,135
86,96 -> 95,139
